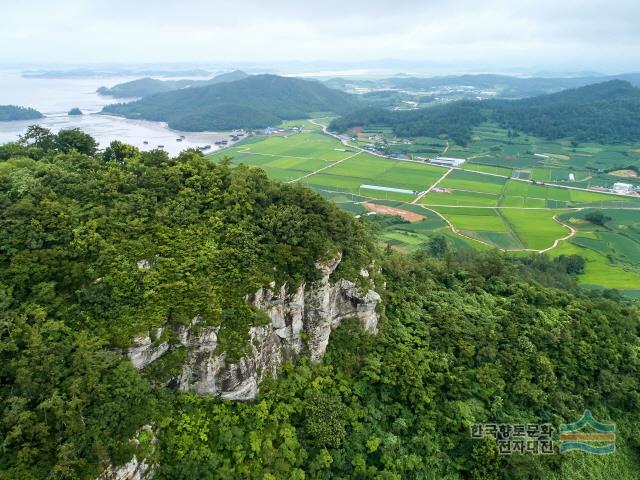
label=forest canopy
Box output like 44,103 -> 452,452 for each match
1,129 -> 639,479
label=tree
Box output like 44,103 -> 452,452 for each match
303,392 -> 348,448
556,254 -> 586,275
19,125 -> 57,150
102,140 -> 140,163
470,437 -> 500,480
56,128 -> 98,155
585,210 -> 611,226
427,234 -> 449,257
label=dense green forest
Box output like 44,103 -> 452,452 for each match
97,71 -> 249,98
152,251 -> 640,480
330,102 -> 486,146
330,80 -> 640,145
0,105 -> 43,121
102,75 -> 361,130
1,129 -> 639,479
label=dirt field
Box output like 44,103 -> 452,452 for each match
609,169 -> 638,178
363,202 -> 425,222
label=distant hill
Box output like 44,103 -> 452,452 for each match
360,90 -> 434,109
325,73 -> 640,99
487,80 -> 640,142
330,80 -> 640,145
97,78 -> 194,98
103,74 -> 362,131
198,70 -> 249,86
386,74 -> 640,98
0,105 -> 43,121
97,70 -> 249,98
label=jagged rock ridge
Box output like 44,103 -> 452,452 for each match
127,254 -> 381,401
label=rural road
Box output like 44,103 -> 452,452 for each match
309,119 -> 393,161
303,118 -> 637,253
287,151 -> 361,183
539,216 -> 578,253
421,205 -> 577,254
308,119 -> 639,203
412,167 -> 453,204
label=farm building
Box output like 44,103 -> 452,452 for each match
429,156 -> 466,167
360,184 -> 418,195
612,182 -> 635,193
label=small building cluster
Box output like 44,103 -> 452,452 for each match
428,156 -> 466,167
612,182 -> 637,194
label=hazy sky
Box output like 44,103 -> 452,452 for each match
3,0 -> 639,73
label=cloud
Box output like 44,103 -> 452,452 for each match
2,0 -> 639,72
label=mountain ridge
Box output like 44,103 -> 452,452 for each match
325,72 -> 640,98
330,80 -> 640,144
102,74 -> 363,131
97,70 -> 250,98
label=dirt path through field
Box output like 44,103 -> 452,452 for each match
287,151 -> 361,183
539,216 -> 578,253
412,167 -> 454,204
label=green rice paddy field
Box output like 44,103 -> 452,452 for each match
421,170 -> 640,209
209,123 -> 640,295
360,122 -> 640,192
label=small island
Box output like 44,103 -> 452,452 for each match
68,107 -> 83,115
0,105 -> 44,121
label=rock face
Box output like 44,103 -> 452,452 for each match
128,329 -> 169,369
126,254 -> 380,401
97,456 -> 151,480
97,425 -> 156,480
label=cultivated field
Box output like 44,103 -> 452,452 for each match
367,122 -> 640,192
209,120 -> 640,294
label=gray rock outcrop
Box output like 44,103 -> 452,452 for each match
126,254 -> 380,401
97,456 -> 151,480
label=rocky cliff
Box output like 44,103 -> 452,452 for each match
97,456 -> 151,480
126,254 -> 381,401
97,426 -> 155,480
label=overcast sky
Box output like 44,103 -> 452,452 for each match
3,0 -> 639,74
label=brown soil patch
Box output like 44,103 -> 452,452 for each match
609,169 -> 638,178
363,202 -> 425,222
